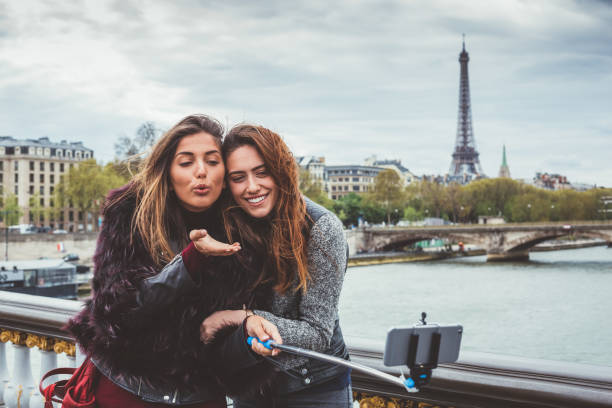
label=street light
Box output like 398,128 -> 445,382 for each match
527,203 -> 532,222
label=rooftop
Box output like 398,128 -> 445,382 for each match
0,136 -> 92,152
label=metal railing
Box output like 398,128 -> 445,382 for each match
2,292 -> 612,407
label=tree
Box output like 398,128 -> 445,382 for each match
333,193 -> 364,227
115,121 -> 160,159
1,194 -> 23,226
299,169 -> 334,210
54,160 -> 128,231
28,193 -> 46,226
367,170 -> 405,225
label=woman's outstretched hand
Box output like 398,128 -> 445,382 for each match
189,229 -> 241,256
245,314 -> 282,357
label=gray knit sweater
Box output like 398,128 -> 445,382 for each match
254,198 -> 348,369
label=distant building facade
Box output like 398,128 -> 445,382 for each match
533,172 -> 571,191
295,156 -> 326,182
0,136 -> 94,229
326,165 -> 382,200
363,155 -> 416,185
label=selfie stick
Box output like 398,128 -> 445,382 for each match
247,337 -> 419,392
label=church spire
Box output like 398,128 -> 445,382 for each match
498,145 -> 511,178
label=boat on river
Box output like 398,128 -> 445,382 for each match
0,259 -> 78,299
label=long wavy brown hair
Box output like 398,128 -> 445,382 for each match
222,125 -> 311,294
106,114 -> 224,266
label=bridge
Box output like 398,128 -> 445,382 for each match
346,221 -> 612,261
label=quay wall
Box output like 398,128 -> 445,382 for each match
0,233 -> 98,264
0,232 -> 606,266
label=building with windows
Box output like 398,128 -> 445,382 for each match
0,136 -> 94,229
363,156 -> 416,186
326,165 -> 382,200
295,156 -> 326,182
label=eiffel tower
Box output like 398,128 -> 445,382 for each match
449,36 -> 485,178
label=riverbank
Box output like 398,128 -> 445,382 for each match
348,239 -> 608,266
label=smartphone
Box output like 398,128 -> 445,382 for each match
383,324 -> 463,367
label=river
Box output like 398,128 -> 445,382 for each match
339,245 -> 612,367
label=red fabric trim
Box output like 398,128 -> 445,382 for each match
181,242 -> 210,281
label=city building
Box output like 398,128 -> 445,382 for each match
363,155 -> 417,186
0,136 -> 94,229
498,145 -> 511,178
326,165 -> 383,200
295,156 -> 326,182
532,172 -> 571,191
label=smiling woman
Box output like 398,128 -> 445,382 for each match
225,144 -> 278,219
199,124 -> 352,407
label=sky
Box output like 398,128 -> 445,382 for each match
0,0 -> 611,186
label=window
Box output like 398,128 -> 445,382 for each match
50,175 -> 54,184
0,174 -> 2,183
332,195 -> 337,200
50,199 -> 54,207
50,162 -> 54,171
57,150 -> 62,157
29,186 -> 34,194
14,186 -> 18,194
0,161 -> 4,171
29,161 -> 34,170
40,162 -> 44,171
40,186 -> 44,194
60,163 -> 64,172
353,186 -> 360,191
60,212 -> 64,221
40,198 -> 44,206
344,186 -> 348,191
14,174 -> 18,182
40,174 -> 44,183
69,211 -> 74,221
50,186 -> 54,194
14,161 -> 18,170
78,211 -> 83,221
332,186 -> 337,191
29,174 -> 34,183
353,177 -> 359,182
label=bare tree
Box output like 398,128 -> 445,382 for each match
114,121 -> 161,159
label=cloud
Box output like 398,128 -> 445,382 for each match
0,0 -> 610,186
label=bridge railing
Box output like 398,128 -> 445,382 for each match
2,292 -> 612,408
360,220 -> 612,230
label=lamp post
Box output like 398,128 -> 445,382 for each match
550,204 -> 555,221
527,203 -> 532,222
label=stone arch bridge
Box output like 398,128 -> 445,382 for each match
346,222 -> 612,261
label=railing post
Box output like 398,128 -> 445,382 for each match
0,337 -> 9,406
28,335 -> 61,408
2,331 -> 35,408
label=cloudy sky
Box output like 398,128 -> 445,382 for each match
1,0 -> 610,186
